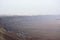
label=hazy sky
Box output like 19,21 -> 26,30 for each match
0,0 -> 60,15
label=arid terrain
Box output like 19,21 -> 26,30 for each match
0,15 -> 60,40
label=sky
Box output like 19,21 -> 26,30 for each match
0,0 -> 60,16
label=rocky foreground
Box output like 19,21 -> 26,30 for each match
0,27 -> 41,40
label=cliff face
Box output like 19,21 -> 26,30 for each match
0,27 -> 21,40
